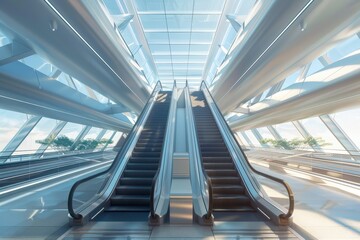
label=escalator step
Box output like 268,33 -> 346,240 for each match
213,186 -> 245,195
213,195 -> 251,209
119,177 -> 153,186
126,163 -> 158,170
203,163 -> 234,169
110,195 -> 150,206
106,206 -> 150,212
128,157 -> 160,163
211,177 -> 243,185
116,186 -> 151,195
206,169 -> 238,177
123,170 -> 157,178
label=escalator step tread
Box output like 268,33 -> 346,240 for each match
106,206 -> 150,212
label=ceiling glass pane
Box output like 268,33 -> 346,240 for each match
164,0 -> 194,13
192,15 -> 220,30
135,0 -> 165,12
166,15 -> 192,31
190,44 -> 211,54
191,32 -> 214,43
145,32 -> 169,44
193,0 -> 224,13
139,14 -> 167,30
169,32 -> 191,44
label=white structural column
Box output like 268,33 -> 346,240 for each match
34,121 -> 67,157
319,115 -> 360,161
0,116 -> 41,162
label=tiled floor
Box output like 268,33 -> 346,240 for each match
60,221 -> 298,239
0,155 -> 359,239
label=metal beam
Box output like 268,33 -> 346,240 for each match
112,14 -> 134,31
230,53 -> 360,131
265,80 -> 284,98
0,116 -> 41,162
0,0 -> 150,113
226,15 -> 245,32
319,115 -> 360,161
34,121 -> 67,157
0,41 -> 34,66
0,61 -> 132,132
212,0 -> 360,114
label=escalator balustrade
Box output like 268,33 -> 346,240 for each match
105,91 -> 172,214
191,91 -> 256,216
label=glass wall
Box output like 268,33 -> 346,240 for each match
0,110 -> 29,152
14,118 -> 58,155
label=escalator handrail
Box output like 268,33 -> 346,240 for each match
186,86 -> 213,220
150,83 -> 177,219
68,81 -> 163,220
200,81 -> 294,220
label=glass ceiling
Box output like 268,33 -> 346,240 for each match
133,0 -> 224,87
102,0 -> 257,88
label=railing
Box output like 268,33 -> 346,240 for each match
201,81 -> 294,224
0,147 -> 116,164
150,80 -> 177,222
184,81 -> 213,221
67,81 -> 162,223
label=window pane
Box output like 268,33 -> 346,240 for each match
273,122 -> 304,140
20,55 -> 57,77
83,127 -> 103,140
237,132 -> 250,147
257,127 -> 275,140
45,123 -> 84,153
244,130 -> 261,147
327,35 -> 360,62
299,117 -> 347,154
306,58 -> 323,77
14,118 -> 58,155
281,70 -> 301,90
107,132 -> 124,148
330,108 -> 360,149
0,109 -> 29,152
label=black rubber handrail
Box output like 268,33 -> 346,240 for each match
186,81 -> 213,220
68,81 -> 162,220
150,83 -> 175,220
200,81 -> 294,220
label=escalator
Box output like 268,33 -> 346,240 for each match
68,84 -> 174,224
102,91 -> 172,218
190,87 -> 293,225
191,91 -> 256,219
